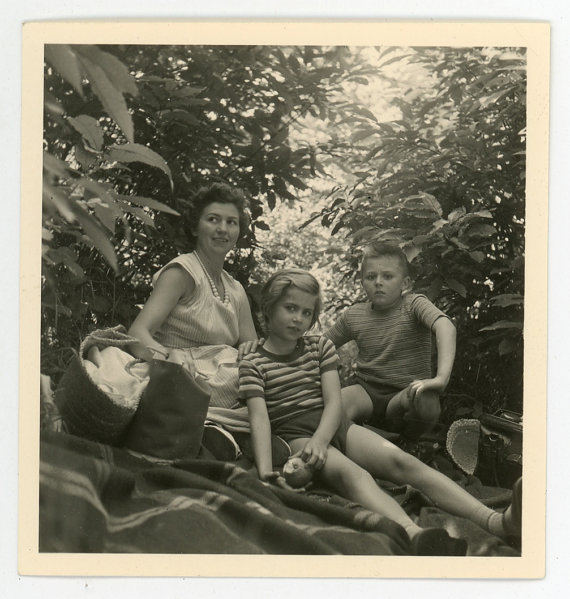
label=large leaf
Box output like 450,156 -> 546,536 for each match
118,195 -> 179,216
351,128 -> 377,143
45,247 -> 85,280
444,277 -> 467,298
108,143 -> 173,189
45,44 -> 83,96
89,200 -> 122,233
72,203 -> 118,272
159,109 -> 201,128
420,193 -> 443,217
464,222 -> 497,239
43,184 -> 75,222
489,294 -> 524,308
78,177 -> 115,205
479,320 -> 523,332
77,53 -> 134,143
122,206 -> 156,229
43,152 -> 74,180
76,45 -> 138,97
68,115 -> 104,151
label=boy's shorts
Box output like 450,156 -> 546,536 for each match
353,374 -> 408,429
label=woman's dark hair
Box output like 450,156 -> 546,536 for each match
184,182 -> 250,248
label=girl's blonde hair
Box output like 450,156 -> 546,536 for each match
260,269 -> 322,331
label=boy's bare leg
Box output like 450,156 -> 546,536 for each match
345,424 -> 503,530
385,388 -> 441,440
340,384 -> 374,423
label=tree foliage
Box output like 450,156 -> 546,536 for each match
42,44 -> 526,421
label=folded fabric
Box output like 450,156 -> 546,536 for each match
174,345 -> 240,409
84,346 -> 149,405
172,345 -> 252,433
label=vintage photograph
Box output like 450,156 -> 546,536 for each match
20,21 -> 549,578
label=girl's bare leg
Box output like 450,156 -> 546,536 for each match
289,438 -> 422,538
344,424 -> 515,538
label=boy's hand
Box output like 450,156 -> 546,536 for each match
299,438 -> 328,471
407,377 -> 447,402
237,338 -> 264,360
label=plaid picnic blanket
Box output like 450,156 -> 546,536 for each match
39,430 -> 519,556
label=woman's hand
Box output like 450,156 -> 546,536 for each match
237,338 -> 264,360
299,438 -> 328,471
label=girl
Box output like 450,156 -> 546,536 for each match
238,269 -> 521,556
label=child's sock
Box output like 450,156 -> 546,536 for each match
472,479 -> 522,539
472,505 -> 519,539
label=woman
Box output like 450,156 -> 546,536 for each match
128,182 -> 259,442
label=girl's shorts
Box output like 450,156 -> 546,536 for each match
273,407 -> 351,453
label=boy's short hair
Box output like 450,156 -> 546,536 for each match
361,242 -> 410,277
261,269 -> 322,330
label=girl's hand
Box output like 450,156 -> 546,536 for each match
260,471 -> 305,492
237,338 -> 264,360
299,438 -> 328,471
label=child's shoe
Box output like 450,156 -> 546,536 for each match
412,528 -> 468,556
503,477 -> 522,549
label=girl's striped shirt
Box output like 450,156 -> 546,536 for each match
238,335 -> 338,428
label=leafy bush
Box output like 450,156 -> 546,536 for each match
308,47 -> 526,417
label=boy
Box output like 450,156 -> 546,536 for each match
325,242 -> 456,441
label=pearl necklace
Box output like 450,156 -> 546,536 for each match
194,251 -> 228,304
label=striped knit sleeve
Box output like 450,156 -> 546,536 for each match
318,336 -> 339,374
324,310 -> 352,348
409,294 -> 450,330
238,359 -> 265,402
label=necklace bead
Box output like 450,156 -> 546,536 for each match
195,252 -> 228,304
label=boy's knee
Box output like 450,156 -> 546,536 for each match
413,391 -> 441,425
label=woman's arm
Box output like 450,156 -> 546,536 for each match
300,368 -> 343,469
128,266 -> 194,360
246,396 -> 275,480
237,289 -> 258,344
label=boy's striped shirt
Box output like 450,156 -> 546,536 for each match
325,293 -> 449,391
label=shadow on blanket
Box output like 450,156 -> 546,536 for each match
39,430 -> 519,556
